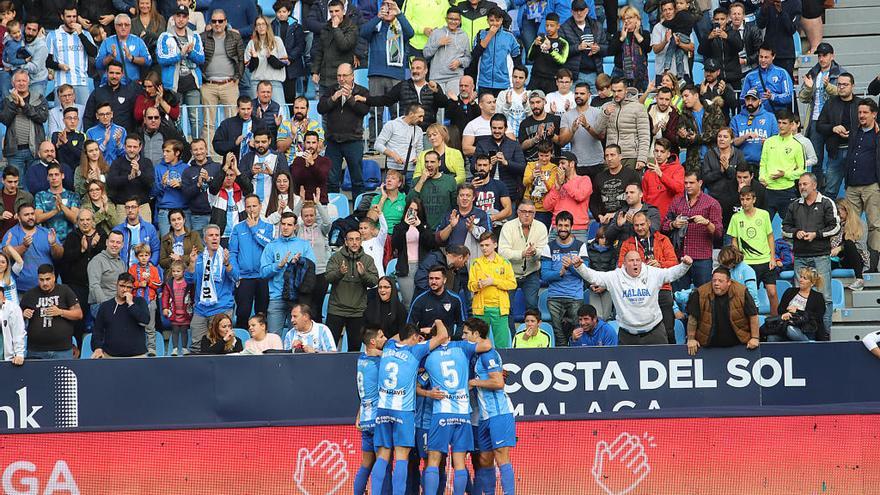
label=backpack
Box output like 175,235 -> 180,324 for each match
328,215 -> 361,247
281,257 -> 317,303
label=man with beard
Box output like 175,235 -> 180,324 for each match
590,145 -> 640,224
618,211 -> 679,343
518,90 -> 561,163
0,167 -> 33,240
560,82 -> 605,178
106,135 -> 154,222
318,63 -> 370,199
699,58 -> 738,119
46,6 -> 98,106
240,129 -> 289,186
646,86 -> 680,153
462,92 -> 505,157
471,155 -> 512,228
731,88 -> 779,168
473,114 -> 526,202
598,78 -> 650,171
445,76 -> 480,149
24,141 -> 74,195
843,99 -> 880,272
61,209 -> 105,342
182,139 -> 222,234
325,228 -> 379,351
817,73 -> 858,199
540,210 -> 590,345
375,105 -> 425,186
605,183 -> 661,245
409,151 -> 458,229
291,132 -> 331,205
740,45 -> 793,113
213,96 -> 256,161
21,20 -> 49,98
277,97 -> 324,164
83,61 -> 139,132
4,203 -> 63,294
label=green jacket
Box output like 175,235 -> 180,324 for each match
325,246 -> 379,318
759,134 -> 805,191
407,173 -> 458,230
404,0 -> 449,50
458,0 -> 492,47
0,188 -> 32,219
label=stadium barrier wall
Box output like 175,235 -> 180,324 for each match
2,341 -> 879,494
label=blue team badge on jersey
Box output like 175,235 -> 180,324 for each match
759,119 -> 766,125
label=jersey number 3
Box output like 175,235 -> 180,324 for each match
383,362 -> 399,389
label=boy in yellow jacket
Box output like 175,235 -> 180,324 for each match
468,231 -> 518,347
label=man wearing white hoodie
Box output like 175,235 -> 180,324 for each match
574,249 -> 692,344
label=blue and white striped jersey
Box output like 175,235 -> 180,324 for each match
46,28 -> 93,87
357,354 -> 380,428
425,341 -> 477,415
377,339 -> 431,411
475,349 -> 514,420
283,322 -> 337,352
414,368 -> 433,429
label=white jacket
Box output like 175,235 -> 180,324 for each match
575,262 -> 690,334
0,300 -> 25,360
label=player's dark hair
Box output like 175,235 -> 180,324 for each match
37,263 -> 55,275
490,113 -> 508,126
478,231 -> 495,243
117,272 -> 135,283
399,323 -> 419,340
555,210 -> 574,225
293,303 -> 313,319
446,244 -> 470,257
735,162 -> 752,174
427,265 -> 447,277
464,318 -> 490,339
2,166 -> 19,179
713,266 -> 732,279
524,308 -> 541,321
362,327 -> 383,345
739,186 -> 756,198
654,137 -> 672,151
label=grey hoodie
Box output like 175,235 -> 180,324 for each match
423,27 -> 471,83
87,249 -> 126,304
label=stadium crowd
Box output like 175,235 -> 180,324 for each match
0,0 -> 873,493
0,0 -> 874,364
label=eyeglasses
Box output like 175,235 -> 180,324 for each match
338,73 -> 353,78
519,210 -> 536,215
211,18 -> 226,23
124,205 -> 139,210
145,115 -> 160,120
97,112 -> 112,117
115,22 -> 131,26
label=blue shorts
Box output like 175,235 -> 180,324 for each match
428,414 -> 473,453
472,425 -> 482,453
361,427 -> 376,452
477,414 -> 517,451
415,427 -> 429,459
374,409 -> 416,448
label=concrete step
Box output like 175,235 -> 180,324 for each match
863,273 -> 880,287
817,36 -> 880,58
833,306 -> 880,323
837,0 -> 879,8
831,325 -> 875,342
825,7 -> 880,37
850,289 -> 880,307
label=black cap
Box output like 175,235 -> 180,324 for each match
560,151 -> 578,164
173,4 -> 189,15
815,42 -> 834,55
571,0 -> 588,10
703,58 -> 721,72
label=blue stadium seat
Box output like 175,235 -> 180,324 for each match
583,289 -> 590,304
307,100 -> 322,124
587,221 -> 600,240
771,214 -> 783,240
344,161 -> 383,192
776,280 -> 792,299
353,192 -> 378,212
538,291 -> 551,321
166,329 -> 191,356
322,292 -> 331,320
511,289 -> 527,323
756,288 -> 771,314
831,279 -> 844,310
354,69 -> 369,89
328,193 -> 350,218
386,258 -> 398,277
607,320 -> 619,333
340,332 -> 349,352
515,322 -> 555,347
673,319 -> 685,344
779,270 -> 795,280
831,268 -> 856,278
758,315 -> 766,327
234,328 -> 251,346
81,333 -> 92,359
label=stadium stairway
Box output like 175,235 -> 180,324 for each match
796,0 -> 880,96
832,273 -> 880,342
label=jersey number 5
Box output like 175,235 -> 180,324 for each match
441,360 -> 459,388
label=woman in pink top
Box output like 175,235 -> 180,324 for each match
542,152 -> 593,241
244,314 -> 283,354
390,198 -> 437,307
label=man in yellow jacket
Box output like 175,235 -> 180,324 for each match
469,231 -> 518,347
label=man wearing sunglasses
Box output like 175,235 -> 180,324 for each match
200,10 -> 244,157
730,88 -> 779,169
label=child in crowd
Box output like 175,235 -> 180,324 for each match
586,226 -> 616,320
526,13 -> 569,94
360,206 -> 389,278
0,19 -> 26,94
513,309 -> 551,348
130,243 -> 163,356
243,313 -> 284,354
162,260 -> 193,356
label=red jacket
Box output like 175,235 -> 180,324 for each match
642,157 -> 685,219
618,231 -> 679,291
542,174 -> 593,230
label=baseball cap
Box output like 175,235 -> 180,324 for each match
560,151 -> 578,164
173,4 -> 189,15
743,88 -> 760,100
815,42 -> 834,55
703,58 -> 721,72
529,90 -> 546,100
571,0 -> 588,10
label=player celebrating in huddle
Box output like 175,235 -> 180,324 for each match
423,320 -> 493,495
354,327 -> 389,495
464,318 -> 517,495
371,320 -> 449,495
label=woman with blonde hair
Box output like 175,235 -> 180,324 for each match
75,141 -> 110,198
609,6 -> 651,92
245,15 -> 289,108
642,71 -> 684,110
200,313 -> 244,354
413,123 -> 466,185
81,180 -> 123,233
769,267 -> 826,342
833,198 -> 869,291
